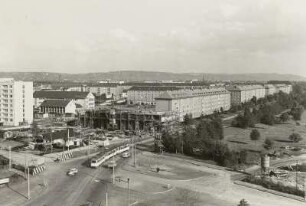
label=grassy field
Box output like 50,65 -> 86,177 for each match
223,112 -> 306,154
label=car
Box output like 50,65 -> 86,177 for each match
67,168 -> 78,176
121,152 -> 130,158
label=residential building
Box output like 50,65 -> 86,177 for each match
39,100 -> 76,117
33,90 -> 95,109
155,87 -> 231,121
127,86 -> 181,105
264,84 -> 276,96
226,85 -> 265,105
0,78 -> 33,126
67,84 -> 124,100
275,84 -> 292,94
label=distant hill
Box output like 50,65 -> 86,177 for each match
0,71 -> 305,82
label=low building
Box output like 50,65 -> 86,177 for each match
226,85 -> 265,105
155,87 -> 231,120
39,100 -> 76,117
34,90 -> 95,109
127,86 -> 181,105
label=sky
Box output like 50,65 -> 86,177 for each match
0,0 -> 306,76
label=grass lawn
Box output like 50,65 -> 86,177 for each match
223,112 -> 306,154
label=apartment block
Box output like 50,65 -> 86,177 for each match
226,85 -> 266,105
275,84 -> 292,94
67,84 -> 124,100
127,86 -> 181,105
155,87 -> 231,121
0,78 -> 33,126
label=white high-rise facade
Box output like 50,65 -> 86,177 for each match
0,78 -> 33,126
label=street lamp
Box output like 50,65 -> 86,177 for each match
116,177 -> 130,206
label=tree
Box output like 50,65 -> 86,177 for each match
264,138 -> 274,149
289,133 -> 302,142
238,199 -> 250,206
280,112 -> 290,122
291,105 -> 304,121
250,129 -> 260,142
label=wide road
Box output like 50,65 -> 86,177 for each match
24,138 -> 151,206
23,157 -> 107,206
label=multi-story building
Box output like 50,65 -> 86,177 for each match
67,84 -> 124,100
0,78 -> 33,126
155,87 -> 231,121
275,84 -> 292,94
34,91 -> 95,110
264,84 -> 276,96
127,86 -> 181,105
226,85 -> 265,105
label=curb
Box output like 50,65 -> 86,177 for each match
234,180 -> 305,202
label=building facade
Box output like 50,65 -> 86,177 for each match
226,85 -> 266,105
275,84 -> 292,94
34,91 -> 95,109
127,86 -> 181,105
39,100 -> 76,117
155,87 -> 231,121
0,78 -> 33,126
67,84 -> 125,100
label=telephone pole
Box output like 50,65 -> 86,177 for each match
27,167 -> 31,199
296,161 -> 299,193
105,184 -> 108,206
112,156 -> 115,184
8,146 -> 11,171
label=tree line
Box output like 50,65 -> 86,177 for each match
158,115 -> 241,167
231,85 -> 305,128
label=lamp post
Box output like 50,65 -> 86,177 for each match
116,177 -> 130,206
296,160 -> 299,194
27,167 -> 30,199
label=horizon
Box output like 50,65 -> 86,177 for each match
0,70 -> 305,78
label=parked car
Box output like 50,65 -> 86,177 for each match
67,168 -> 78,176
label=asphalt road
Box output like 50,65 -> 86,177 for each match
23,138 -> 149,206
24,157 -> 131,206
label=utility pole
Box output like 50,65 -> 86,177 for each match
304,177 -> 306,201
133,143 -> 136,167
43,156 -> 46,187
112,156 -> 115,184
50,129 -> 53,153
67,128 -> 70,152
296,160 -> 298,193
8,146 -> 11,171
127,178 -> 130,206
105,184 -> 108,206
27,167 -> 31,199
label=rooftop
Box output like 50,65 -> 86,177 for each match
128,86 -> 181,91
155,87 -> 230,100
40,99 -> 72,107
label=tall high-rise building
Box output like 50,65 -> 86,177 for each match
0,78 -> 33,126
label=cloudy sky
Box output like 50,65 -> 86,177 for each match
0,0 -> 305,76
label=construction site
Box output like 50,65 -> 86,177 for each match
80,106 -> 179,132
